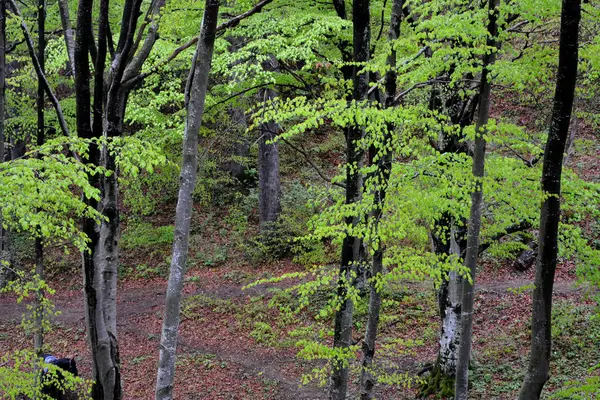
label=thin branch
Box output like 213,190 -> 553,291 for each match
206,83 -> 271,111
393,79 -> 442,103
8,0 -> 70,138
478,220 -> 533,255
122,0 -> 274,87
280,137 -> 346,188
507,20 -> 530,32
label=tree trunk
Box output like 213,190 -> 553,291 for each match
0,0 -> 5,288
330,0 -> 370,399
74,0 -> 122,397
57,0 -> 75,76
33,0 -> 45,357
258,88 -> 281,228
518,1 -> 581,398
455,1 -> 499,398
155,1 -> 219,398
359,1 -> 401,398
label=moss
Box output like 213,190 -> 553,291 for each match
418,361 -> 455,399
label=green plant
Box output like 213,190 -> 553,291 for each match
250,321 -> 275,345
121,222 -> 174,250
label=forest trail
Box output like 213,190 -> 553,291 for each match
0,275 -> 591,399
0,278 -> 326,400
0,277 -> 588,325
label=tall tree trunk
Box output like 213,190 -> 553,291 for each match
455,1 -> 499,398
359,1 -> 401,398
97,0 -> 145,347
155,1 -> 219,398
33,0 -> 46,357
0,0 -> 5,281
329,0 -> 370,399
258,88 -> 281,229
518,1 -> 581,398
75,0 -> 122,397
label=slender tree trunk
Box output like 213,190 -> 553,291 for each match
455,1 -> 499,398
518,1 -> 581,398
330,0 -> 370,399
57,0 -> 75,76
0,0 -> 5,278
258,88 -> 281,228
33,0 -> 46,358
155,1 -> 219,398
359,1 -> 401,398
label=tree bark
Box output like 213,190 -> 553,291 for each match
74,0 -> 122,397
359,1 -> 401,398
0,0 -> 6,277
455,1 -> 499,398
258,87 -> 281,229
33,0 -> 45,357
57,0 -> 75,76
155,1 -> 219,398
518,1 -> 581,398
330,0 -> 370,399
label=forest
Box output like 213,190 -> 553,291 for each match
0,0 -> 598,398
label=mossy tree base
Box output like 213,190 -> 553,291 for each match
418,362 -> 454,399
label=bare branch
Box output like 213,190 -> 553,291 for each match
478,220 -> 533,255
8,0 -> 70,138
122,0 -> 274,87
280,137 -> 346,188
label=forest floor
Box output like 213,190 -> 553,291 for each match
1,254 -> 598,399
1,132 -> 598,399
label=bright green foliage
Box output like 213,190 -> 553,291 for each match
1,268 -> 59,340
549,365 -> 600,400
0,139 -> 105,251
0,136 -> 167,251
238,0 -> 600,390
0,349 -> 91,400
0,268 -> 92,399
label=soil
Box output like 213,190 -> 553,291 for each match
0,257 -> 594,399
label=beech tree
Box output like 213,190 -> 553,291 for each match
258,87 -> 282,229
155,1 -> 220,398
330,0 -> 370,398
519,0 -> 582,398
454,0 -> 500,398
359,2 -> 401,398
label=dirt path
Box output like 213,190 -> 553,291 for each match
0,279 -> 325,400
0,276 -> 591,399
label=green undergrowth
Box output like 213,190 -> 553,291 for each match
121,222 -> 174,250
470,298 -> 600,399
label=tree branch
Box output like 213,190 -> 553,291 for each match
478,220 -> 533,255
8,0 -> 70,138
122,0 -> 274,87
280,137 -> 345,188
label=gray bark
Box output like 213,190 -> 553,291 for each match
455,1 -> 499,398
155,1 -> 219,398
519,0 -> 581,398
57,0 -> 75,76
359,1 -> 401,398
258,88 -> 281,228
74,0 -> 122,397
